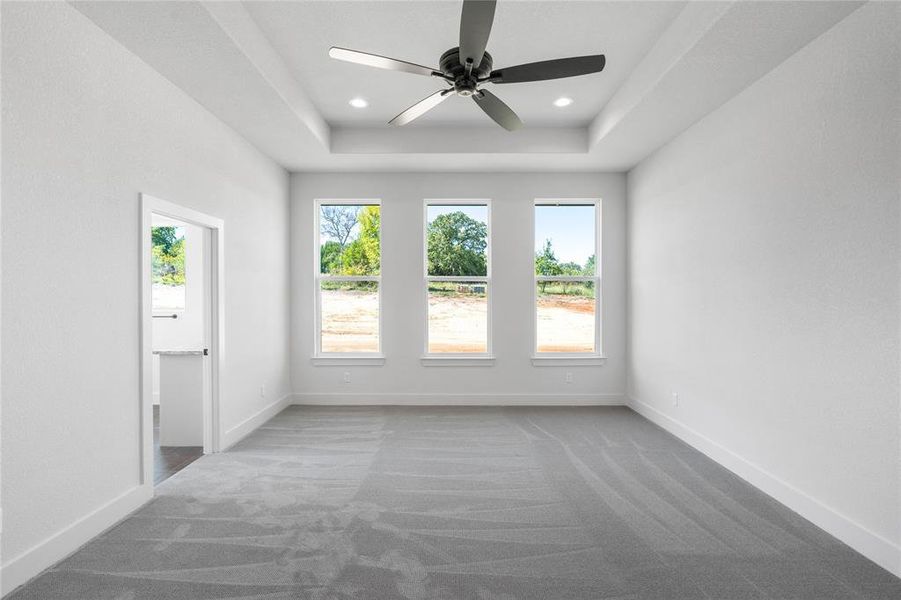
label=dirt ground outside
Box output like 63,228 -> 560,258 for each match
536,294 -> 595,353
320,289 -> 380,352
320,289 -> 594,353
428,293 -> 488,353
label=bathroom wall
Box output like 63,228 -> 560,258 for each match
151,217 -> 205,404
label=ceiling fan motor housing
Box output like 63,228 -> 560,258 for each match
440,47 -> 492,96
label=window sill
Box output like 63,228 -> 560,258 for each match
420,355 -> 496,367
311,355 -> 386,366
531,356 -> 607,367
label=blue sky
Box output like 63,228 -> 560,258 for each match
534,205 -> 596,265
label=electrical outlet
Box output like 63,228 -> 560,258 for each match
260,384 -> 266,398
343,371 -> 351,384
672,392 -> 679,407
565,372 -> 574,384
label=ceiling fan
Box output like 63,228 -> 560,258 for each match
328,0 -> 606,131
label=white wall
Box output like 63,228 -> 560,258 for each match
151,218 -> 205,404
627,2 -> 900,575
291,172 -> 626,404
0,2 -> 291,593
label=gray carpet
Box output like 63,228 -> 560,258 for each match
9,406 -> 901,599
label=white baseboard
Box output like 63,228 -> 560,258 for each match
221,393 -> 293,449
1,484 -> 153,597
292,392 -> 626,406
628,396 -> 901,577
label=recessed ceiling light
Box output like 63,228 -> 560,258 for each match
553,97 -> 573,108
349,97 -> 369,109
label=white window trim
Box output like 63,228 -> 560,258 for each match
421,356 -> 496,367
532,198 -> 604,361
531,356 -> 606,367
313,199 -> 384,362
422,198 -> 493,362
311,356 -> 386,367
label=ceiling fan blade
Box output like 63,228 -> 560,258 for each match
389,89 -> 453,126
459,0 -> 496,67
473,89 -> 522,131
329,47 -> 438,77
489,55 -> 606,84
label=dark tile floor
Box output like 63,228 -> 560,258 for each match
152,405 -> 202,485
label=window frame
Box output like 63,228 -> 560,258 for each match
422,198 -> 494,362
532,198 -> 604,362
313,198 -> 383,360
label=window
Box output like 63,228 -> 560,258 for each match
315,201 -> 381,355
424,201 -> 491,355
151,225 -> 186,313
534,200 -> 600,355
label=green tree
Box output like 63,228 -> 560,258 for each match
338,205 -> 380,275
535,239 -> 563,276
151,226 -> 185,286
152,226 -> 179,254
427,211 -> 487,276
320,205 -> 359,248
559,261 -> 583,276
582,254 -> 596,276
557,260 -> 584,294
535,239 -> 563,293
320,240 -> 343,274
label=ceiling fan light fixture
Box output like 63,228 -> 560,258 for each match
329,1 -> 606,130
348,97 -> 369,108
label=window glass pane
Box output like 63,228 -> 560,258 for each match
428,281 -> 488,353
319,204 -> 380,276
534,204 -> 596,276
427,204 -> 488,276
152,225 -> 186,312
536,281 -> 596,353
320,281 -> 379,353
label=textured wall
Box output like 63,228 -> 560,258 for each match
1,0 -> 291,579
627,2 -> 900,573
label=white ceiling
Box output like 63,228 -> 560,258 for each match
244,0 -> 684,127
72,0 -> 863,172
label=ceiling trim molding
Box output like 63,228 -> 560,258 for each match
588,1 -> 733,149
201,0 -> 330,149
331,126 -> 587,155
585,0 -> 861,169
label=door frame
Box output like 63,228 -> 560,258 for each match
140,193 -> 225,486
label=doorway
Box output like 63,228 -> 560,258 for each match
140,194 -> 224,487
